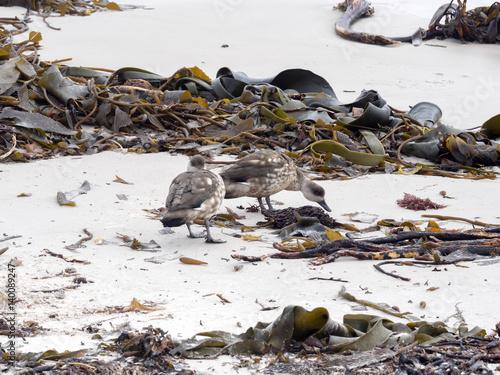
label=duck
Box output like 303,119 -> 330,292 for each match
161,155 -> 226,243
220,150 -> 331,212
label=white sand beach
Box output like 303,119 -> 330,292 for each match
1,1 -> 500,373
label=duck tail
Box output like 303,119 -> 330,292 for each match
161,216 -> 187,228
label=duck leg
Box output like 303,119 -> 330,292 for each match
204,219 -> 226,243
258,197 -> 273,211
186,222 -> 205,239
265,197 -> 274,211
257,197 -> 267,211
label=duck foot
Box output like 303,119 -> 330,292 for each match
205,220 -> 226,244
186,223 -> 205,238
206,237 -> 226,244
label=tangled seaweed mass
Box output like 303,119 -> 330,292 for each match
0,0 -> 500,180
6,302 -> 500,373
336,0 -> 500,45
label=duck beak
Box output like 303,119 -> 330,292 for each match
318,200 -> 331,212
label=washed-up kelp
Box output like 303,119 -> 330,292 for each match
262,205 -> 338,230
335,0 -> 406,45
10,304 -> 499,374
0,0 -> 134,15
1,30 -> 499,182
0,0 -> 136,40
233,225 -> 500,272
335,0 -> 500,45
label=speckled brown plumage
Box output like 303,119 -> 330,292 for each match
220,150 -> 330,212
161,155 -> 225,243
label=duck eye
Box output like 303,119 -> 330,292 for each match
313,187 -> 324,196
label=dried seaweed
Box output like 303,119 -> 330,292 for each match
0,26 -> 499,180
56,180 -> 90,206
43,248 -> 90,264
397,193 -> 447,211
335,0 -> 500,45
9,305 -> 499,374
64,228 -> 93,251
261,205 -> 338,229
233,226 -> 500,265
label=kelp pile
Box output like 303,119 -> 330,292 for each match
426,0 -> 500,43
235,215 -> 500,277
8,302 -> 500,374
336,0 -> 500,45
0,0 -> 126,14
1,30 -> 500,180
0,0 -> 132,39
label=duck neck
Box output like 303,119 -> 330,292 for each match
287,167 -> 304,191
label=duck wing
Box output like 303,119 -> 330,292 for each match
221,152 -> 290,182
166,170 -> 222,211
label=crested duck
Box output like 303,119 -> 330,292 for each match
220,150 -> 330,212
161,155 -> 226,243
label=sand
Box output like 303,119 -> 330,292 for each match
1,1 -> 499,373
